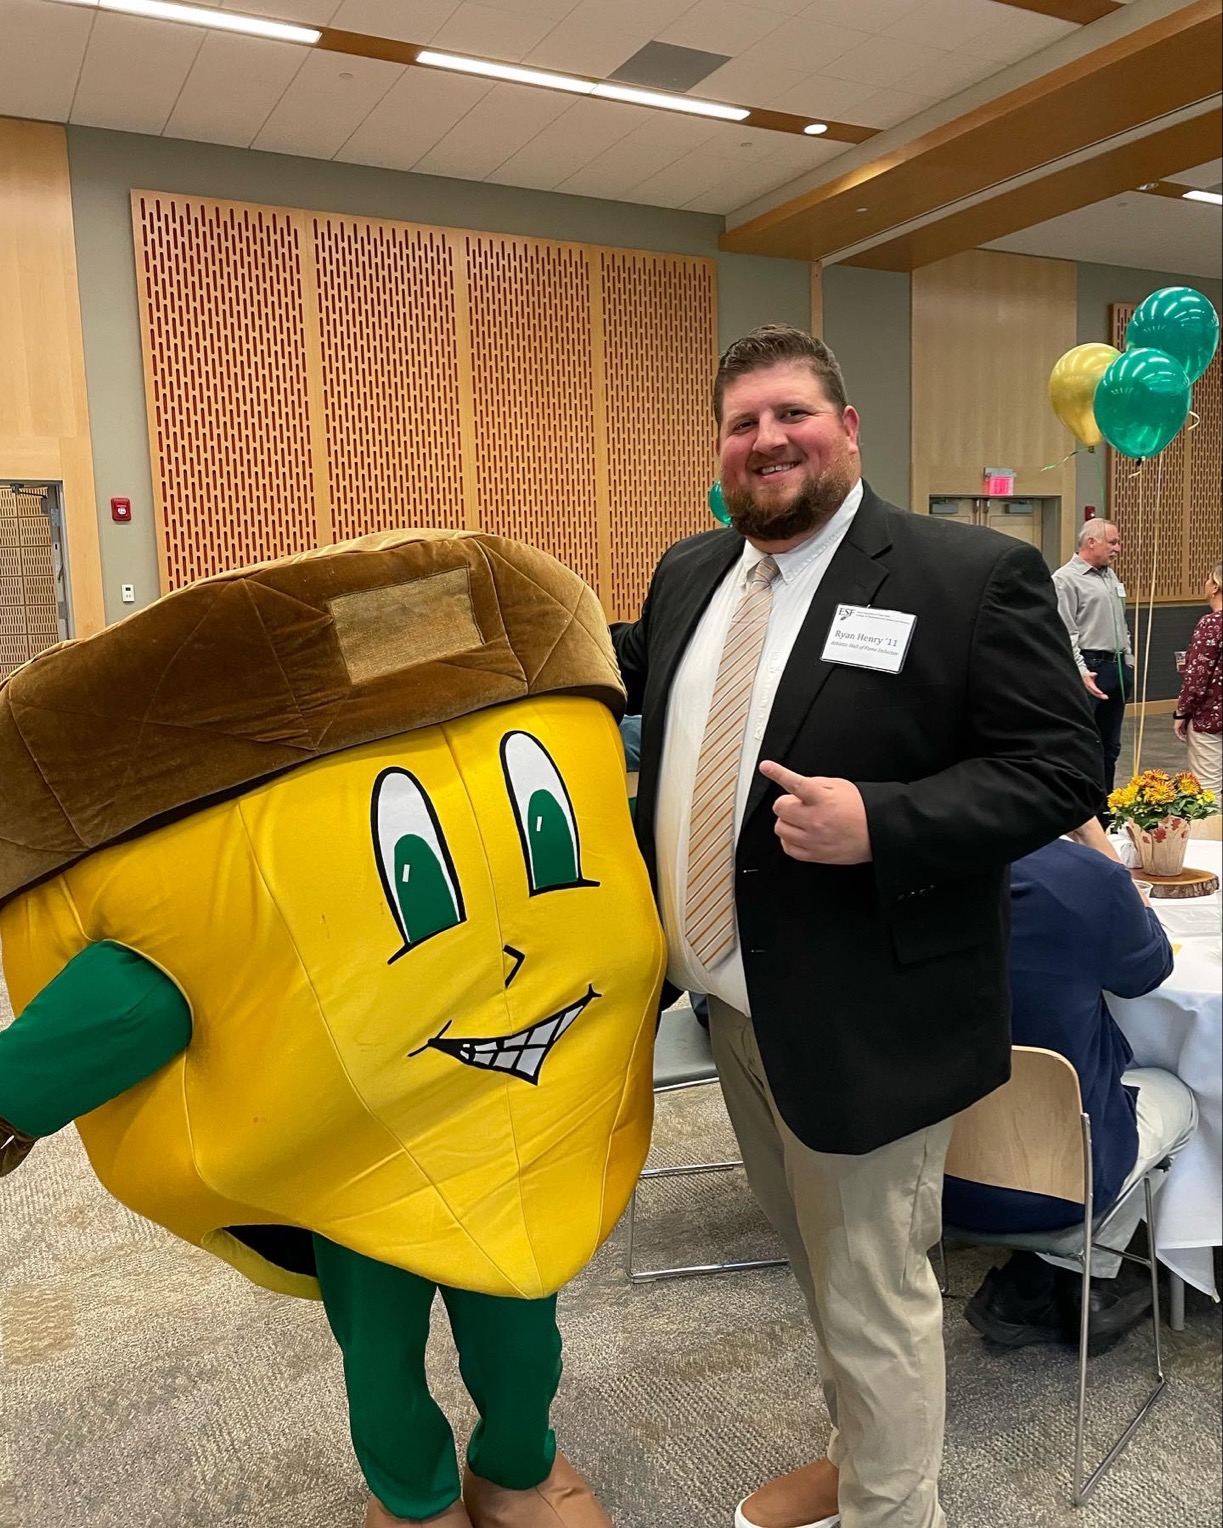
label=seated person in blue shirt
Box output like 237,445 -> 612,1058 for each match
945,818 -> 1197,1351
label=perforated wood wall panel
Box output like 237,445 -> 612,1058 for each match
132,192 -> 717,615
312,218 -> 467,542
0,485 -> 58,681
1108,303 -> 1220,603
464,235 -> 600,592
600,250 -> 718,620
135,195 -> 321,587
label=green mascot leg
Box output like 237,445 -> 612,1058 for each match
439,1284 -> 561,1491
0,942 -> 191,1157
313,1234 -> 464,1520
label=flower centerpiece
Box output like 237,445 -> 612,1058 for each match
1107,768 -> 1218,876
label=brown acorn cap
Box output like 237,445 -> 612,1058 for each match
0,528 -> 623,904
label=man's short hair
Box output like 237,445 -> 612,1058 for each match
1077,518 -> 1115,548
713,324 -> 848,425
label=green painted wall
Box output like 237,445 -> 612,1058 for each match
66,126 -> 811,621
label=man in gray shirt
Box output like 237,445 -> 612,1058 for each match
1052,519 -> 1134,797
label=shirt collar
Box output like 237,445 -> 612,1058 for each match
740,478 -> 863,587
1072,553 -> 1111,577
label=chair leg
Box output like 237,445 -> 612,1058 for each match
1071,1174 -> 1168,1506
932,1237 -> 949,1297
625,1162 -> 787,1283
1169,1273 -> 1186,1332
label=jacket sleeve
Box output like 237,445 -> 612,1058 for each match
1052,567 -> 1088,675
859,541 -> 1105,901
1101,859 -> 1174,999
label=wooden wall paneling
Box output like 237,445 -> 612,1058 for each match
1107,303 -> 1218,603
911,250 -> 1077,549
311,216 -> 467,542
598,249 -> 718,621
463,233 -> 601,594
132,193 -> 320,589
0,119 -> 104,639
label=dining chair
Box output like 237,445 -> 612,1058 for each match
625,1004 -> 786,1282
940,1045 -> 1185,1506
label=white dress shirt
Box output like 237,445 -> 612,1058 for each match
655,480 -> 863,1015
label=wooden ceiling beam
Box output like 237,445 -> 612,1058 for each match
718,0 -> 1222,262
844,107 -> 1223,271
993,0 -> 1122,22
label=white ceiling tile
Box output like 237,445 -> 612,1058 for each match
768,72 -> 880,121
849,85 -> 938,128
334,65 -> 491,168
328,0 -> 461,44
681,157 -> 805,213
559,0 -> 695,36
759,130 -> 846,173
738,15 -> 871,72
251,48 -> 402,158
958,10 -> 1076,65
802,0 -> 921,33
164,33 -> 305,147
411,80 -> 572,177
481,96 -> 649,188
882,0 -> 1003,48
658,0 -> 784,56
219,0 -> 342,19
630,149 -> 732,207
524,18 -> 652,77
554,131 -> 691,201
430,1 -> 556,61
893,48 -> 1000,99
70,12 -> 204,136
1177,159 -> 1223,190
463,0 -> 581,18
696,54 -> 812,109
821,34 -> 947,88
615,111 -> 725,155
0,0 -> 93,123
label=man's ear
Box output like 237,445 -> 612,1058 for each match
842,404 -> 862,449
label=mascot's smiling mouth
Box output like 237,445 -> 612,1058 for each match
410,986 -> 599,1085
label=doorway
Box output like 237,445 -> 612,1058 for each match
0,482 -> 73,682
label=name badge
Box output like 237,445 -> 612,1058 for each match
1116,582 -> 1127,599
822,604 -> 916,674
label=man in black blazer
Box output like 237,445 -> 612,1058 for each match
613,326 -> 1102,1528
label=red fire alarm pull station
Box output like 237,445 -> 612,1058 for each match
111,498 -> 132,523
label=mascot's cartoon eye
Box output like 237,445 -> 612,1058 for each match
371,768 -> 466,961
500,732 -> 597,895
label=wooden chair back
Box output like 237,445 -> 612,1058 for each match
945,1046 -> 1087,1205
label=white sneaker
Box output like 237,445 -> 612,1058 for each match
734,1503 -> 840,1528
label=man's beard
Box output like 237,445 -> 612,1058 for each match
724,451 -> 857,543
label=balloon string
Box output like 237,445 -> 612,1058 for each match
1041,447 -> 1084,471
1134,452 -> 1163,777
1185,410 -> 1201,433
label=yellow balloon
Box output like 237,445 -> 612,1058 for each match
1048,343 -> 1120,448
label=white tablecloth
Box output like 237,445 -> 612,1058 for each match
1106,840 -> 1221,1296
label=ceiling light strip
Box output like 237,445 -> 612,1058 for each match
1182,188 -> 1223,205
51,0 -> 320,44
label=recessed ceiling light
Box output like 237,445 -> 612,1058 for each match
50,0 -> 320,44
803,122 -> 828,136
1183,188 -> 1223,206
1137,182 -> 1157,191
416,50 -> 595,96
590,81 -> 749,121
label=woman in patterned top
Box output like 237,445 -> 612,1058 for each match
1174,562 -> 1222,795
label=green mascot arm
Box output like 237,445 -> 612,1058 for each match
0,941 -> 192,1162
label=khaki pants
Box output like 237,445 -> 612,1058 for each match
1186,722 -> 1221,798
708,998 -> 951,1528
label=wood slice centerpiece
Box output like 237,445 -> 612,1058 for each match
1132,866 -> 1220,900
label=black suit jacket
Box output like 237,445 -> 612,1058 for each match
613,484 -> 1103,1154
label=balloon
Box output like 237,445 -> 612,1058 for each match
1126,286 -> 1220,383
708,480 -> 731,525
1048,343 -> 1119,447
1093,348 -> 1191,459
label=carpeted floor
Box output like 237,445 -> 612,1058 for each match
1,960 -> 1219,1528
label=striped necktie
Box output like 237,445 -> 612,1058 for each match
685,555 -> 780,967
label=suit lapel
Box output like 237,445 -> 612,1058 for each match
648,531 -> 743,704
742,490 -> 893,830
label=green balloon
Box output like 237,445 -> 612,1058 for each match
1126,286 -> 1220,383
708,480 -> 731,525
1093,348 -> 1191,459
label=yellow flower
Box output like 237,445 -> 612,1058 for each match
1176,772 -> 1201,796
1145,780 -> 1177,805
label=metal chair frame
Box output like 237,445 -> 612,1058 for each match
942,1048 -> 1183,1507
625,1072 -> 787,1283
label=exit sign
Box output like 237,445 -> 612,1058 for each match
983,468 -> 1015,496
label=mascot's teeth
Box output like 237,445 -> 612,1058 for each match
425,987 -> 599,1084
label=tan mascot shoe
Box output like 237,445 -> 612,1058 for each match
365,1497 -> 474,1527
463,1454 -> 612,1527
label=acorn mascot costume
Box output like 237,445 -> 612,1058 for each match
0,529 -> 666,1528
